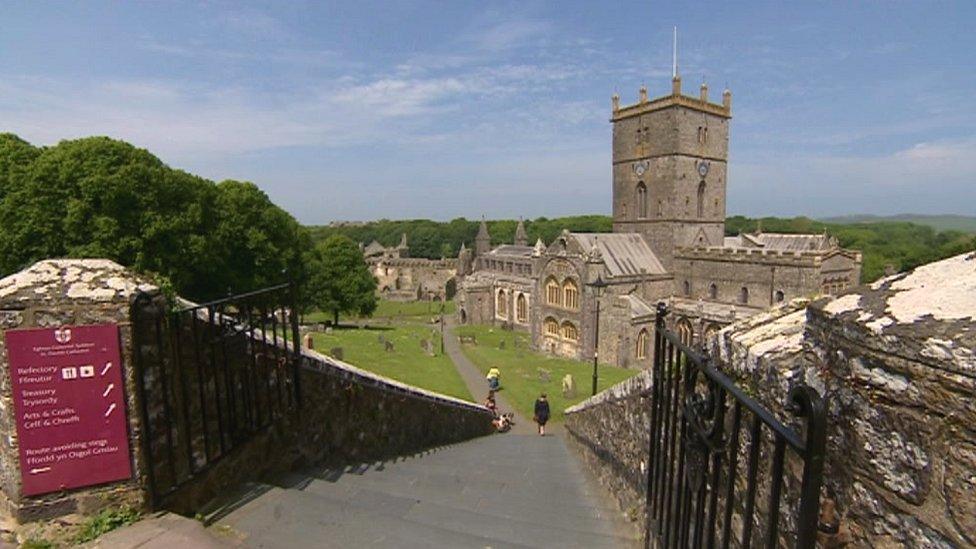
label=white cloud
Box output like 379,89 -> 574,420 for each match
469,19 -> 552,52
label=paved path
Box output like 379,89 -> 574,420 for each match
206,433 -> 637,548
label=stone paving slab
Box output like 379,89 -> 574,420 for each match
83,512 -> 238,548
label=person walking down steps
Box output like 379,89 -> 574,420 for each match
533,393 -> 550,436
486,367 -> 501,391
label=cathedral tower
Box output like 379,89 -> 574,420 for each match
610,75 -> 731,270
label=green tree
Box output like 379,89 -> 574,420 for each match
308,235 -> 377,325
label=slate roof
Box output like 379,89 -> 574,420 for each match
730,233 -> 831,252
489,245 -> 534,257
622,294 -> 656,319
571,233 -> 667,277
363,240 -> 387,256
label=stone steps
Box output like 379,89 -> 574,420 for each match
207,434 -> 639,548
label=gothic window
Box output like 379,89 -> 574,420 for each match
563,279 -> 579,310
739,286 -> 749,304
545,278 -> 561,306
636,329 -> 649,360
676,318 -> 693,347
683,280 -> 691,296
516,293 -> 528,322
657,199 -> 664,217
496,289 -> 507,318
544,317 -> 559,337
703,324 -> 718,342
774,290 -> 785,303
561,322 -> 579,342
697,181 -> 706,218
636,182 -> 648,219
708,283 -> 718,299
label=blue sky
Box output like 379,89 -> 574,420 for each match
2,1 -> 974,224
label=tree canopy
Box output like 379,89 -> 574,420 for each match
313,214 -> 974,283
307,235 -> 377,324
0,134 -> 309,302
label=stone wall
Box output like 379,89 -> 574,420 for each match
565,251 -> 976,547
0,259 -> 494,523
0,260 -> 158,522
161,345 -> 495,514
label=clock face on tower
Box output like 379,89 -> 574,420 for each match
697,161 -> 709,178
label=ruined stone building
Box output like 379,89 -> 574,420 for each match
362,234 -> 458,302
456,75 -> 862,368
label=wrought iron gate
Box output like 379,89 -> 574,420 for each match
645,305 -> 826,548
131,283 -> 302,507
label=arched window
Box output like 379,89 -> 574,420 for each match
708,283 -> 718,299
739,286 -> 749,304
774,290 -> 785,303
561,322 -> 579,342
676,318 -> 693,346
544,317 -> 559,336
697,181 -> 706,218
636,182 -> 648,219
496,289 -> 507,318
636,329 -> 649,360
545,278 -> 561,306
683,280 -> 691,296
703,324 -> 718,342
516,293 -> 527,322
563,279 -> 579,310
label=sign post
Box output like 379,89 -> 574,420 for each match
5,324 -> 132,496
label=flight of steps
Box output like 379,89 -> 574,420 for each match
204,434 -> 639,548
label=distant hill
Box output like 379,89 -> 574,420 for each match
820,214 -> 976,234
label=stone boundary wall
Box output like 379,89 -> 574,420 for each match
563,371 -> 652,526
565,252 -> 976,547
0,260 -> 156,522
0,259 -> 494,522
148,314 -> 496,516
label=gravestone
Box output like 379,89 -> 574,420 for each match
325,326 -> 333,334
384,340 -> 395,353
498,339 -> 506,350
562,374 -> 577,398
420,339 -> 435,357
329,347 -> 344,361
303,333 -> 314,350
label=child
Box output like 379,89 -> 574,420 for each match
533,393 -> 550,436
486,367 -> 501,391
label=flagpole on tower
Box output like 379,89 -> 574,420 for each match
672,26 -> 678,79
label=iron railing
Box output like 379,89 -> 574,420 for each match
131,283 -> 302,507
644,304 -> 826,548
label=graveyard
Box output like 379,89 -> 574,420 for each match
304,299 -> 639,421
453,325 -> 640,423
310,322 -> 472,401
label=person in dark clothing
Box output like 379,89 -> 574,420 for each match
533,394 -> 550,436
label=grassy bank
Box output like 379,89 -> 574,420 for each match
306,299 -> 455,324
311,322 -> 471,402
454,325 -> 640,422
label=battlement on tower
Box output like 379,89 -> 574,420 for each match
611,76 -> 731,121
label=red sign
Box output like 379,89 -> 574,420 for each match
5,324 -> 132,496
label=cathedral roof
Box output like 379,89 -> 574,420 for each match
731,232 -> 832,252
622,293 -> 656,320
489,245 -> 534,257
363,240 -> 386,257
571,233 -> 667,277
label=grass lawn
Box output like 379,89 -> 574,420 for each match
305,300 -> 456,324
454,325 -> 641,422
311,322 -> 472,402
